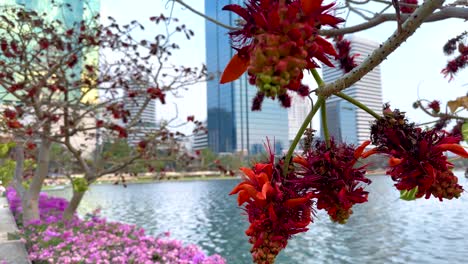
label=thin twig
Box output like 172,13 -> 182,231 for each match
320,6 -> 464,36
317,0 -> 446,97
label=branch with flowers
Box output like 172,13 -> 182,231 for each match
203,0 -> 468,263
0,3 -> 209,224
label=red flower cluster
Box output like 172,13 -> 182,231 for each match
442,54 -> 468,81
137,140 -> 147,151
428,100 -> 440,113
334,35 -> 359,73
105,103 -> 130,123
230,152 -> 313,263
186,115 -> 195,122
110,124 -> 128,138
3,108 -> 23,129
369,106 -> 468,200
220,0 -> 343,110
399,0 -> 418,13
147,87 -> 166,104
442,32 -> 468,81
293,139 -> 372,224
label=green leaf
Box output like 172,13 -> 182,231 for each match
0,144 -> 9,158
72,177 -> 89,193
400,186 -> 419,201
462,122 -> 468,143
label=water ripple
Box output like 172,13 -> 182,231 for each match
50,171 -> 468,264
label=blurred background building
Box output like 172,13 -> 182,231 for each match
204,0 -> 289,155
124,88 -> 158,146
322,35 -> 383,145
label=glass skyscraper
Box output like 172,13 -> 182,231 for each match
0,0 -> 100,103
322,35 -> 382,145
205,0 -> 289,155
1,0 -> 99,27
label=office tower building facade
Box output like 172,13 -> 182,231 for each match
205,0 -> 288,155
288,93 -> 312,142
192,121 -> 208,151
124,89 -> 157,146
322,35 -> 382,145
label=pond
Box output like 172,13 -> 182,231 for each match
50,171 -> 468,264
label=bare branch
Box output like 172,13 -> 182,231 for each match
320,6 -> 466,36
170,0 -> 237,30
317,0 -> 446,97
416,100 -> 468,121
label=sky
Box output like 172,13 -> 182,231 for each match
100,0 -> 468,135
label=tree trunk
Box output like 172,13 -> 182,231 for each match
22,139 -> 51,224
21,193 -> 39,224
62,189 -> 85,221
12,144 -> 26,198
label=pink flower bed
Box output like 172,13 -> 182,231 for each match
6,188 -> 225,264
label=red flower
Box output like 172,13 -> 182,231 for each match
441,55 -> 468,81
3,109 -> 17,119
127,91 -> 137,98
251,92 -> 265,111
221,0 -> 343,109
187,115 -> 195,122
10,41 -> 19,54
230,147 -> 313,263
67,54 -> 78,68
7,120 -> 22,129
369,106 -> 467,200
1,39 -> 7,52
7,83 -> 24,93
110,124 -> 128,138
85,65 -> 94,72
334,35 -> 359,73
293,139 -> 372,224
400,0 -> 418,13
147,87 -> 166,104
38,38 -> 49,49
26,142 -> 36,150
428,100 -> 440,113
96,120 -> 104,128
137,141 -> 147,151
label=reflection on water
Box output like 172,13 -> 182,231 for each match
50,171 -> 468,264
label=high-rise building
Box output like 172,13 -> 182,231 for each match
124,89 -> 157,146
205,0 -> 289,155
322,35 -> 382,145
192,121 -> 208,151
288,93 -> 312,142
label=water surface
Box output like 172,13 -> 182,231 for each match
51,171 -> 468,263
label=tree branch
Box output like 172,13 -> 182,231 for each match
317,0 -> 446,98
170,0 -> 237,30
416,100 -> 468,121
320,6 -> 465,36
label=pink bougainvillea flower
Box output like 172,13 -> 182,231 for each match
370,105 -> 467,200
221,0 -> 344,110
230,145 -> 313,264
292,139 -> 372,224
